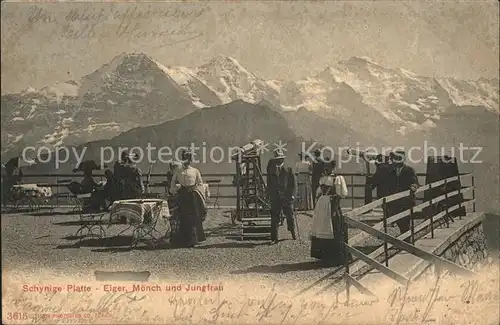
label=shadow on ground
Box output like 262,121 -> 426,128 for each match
231,261 -> 331,274
29,210 -> 79,217
55,235 -> 135,249
203,222 -> 239,237
195,241 -> 268,249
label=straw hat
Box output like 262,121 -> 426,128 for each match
270,148 -> 286,160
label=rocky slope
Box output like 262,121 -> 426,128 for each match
2,53 -> 498,159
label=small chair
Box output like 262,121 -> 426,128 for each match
75,211 -> 107,243
205,179 -> 221,209
129,201 -> 165,248
110,199 -> 169,248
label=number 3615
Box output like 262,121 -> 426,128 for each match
5,312 -> 28,320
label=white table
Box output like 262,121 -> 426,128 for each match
108,199 -> 171,248
12,184 -> 52,197
109,199 -> 170,224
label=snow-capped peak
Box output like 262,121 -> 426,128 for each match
197,54 -> 256,80
341,56 -> 381,67
40,81 -> 80,99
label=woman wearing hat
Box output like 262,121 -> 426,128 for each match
295,152 -> 313,211
311,149 -> 324,206
169,150 -> 206,247
310,160 -> 349,265
114,151 -> 144,200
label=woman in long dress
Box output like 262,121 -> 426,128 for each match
310,160 -> 349,265
295,153 -> 313,211
169,151 -> 206,247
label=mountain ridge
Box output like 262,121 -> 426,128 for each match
2,52 -> 498,159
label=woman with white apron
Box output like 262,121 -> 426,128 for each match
310,160 -> 349,265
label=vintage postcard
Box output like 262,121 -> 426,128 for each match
1,1 -> 499,324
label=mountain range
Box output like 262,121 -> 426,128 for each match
2,53 -> 498,158
1,53 -> 498,212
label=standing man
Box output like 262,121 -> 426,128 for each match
266,148 -> 296,244
368,154 -> 393,200
311,149 -> 324,207
388,150 -> 419,236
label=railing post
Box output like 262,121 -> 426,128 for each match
345,224 -> 350,303
471,175 -> 476,212
444,179 -> 450,227
429,182 -> 434,238
55,176 -> 59,208
351,175 -> 355,210
382,198 -> 389,267
458,182 -> 462,220
410,207 -> 415,244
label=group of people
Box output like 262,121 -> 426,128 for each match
70,150 -> 207,248
293,149 -> 419,234
266,148 -> 349,265
70,152 -> 145,213
367,150 -> 419,236
266,148 -> 419,265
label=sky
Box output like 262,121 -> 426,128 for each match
1,1 -> 499,94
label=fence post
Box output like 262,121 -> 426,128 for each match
351,175 -> 355,210
429,182 -> 434,238
458,181 -> 462,220
471,175 -> 476,213
444,179 -> 449,227
55,176 -> 59,207
382,197 -> 389,267
410,207 -> 415,244
345,221 -> 350,303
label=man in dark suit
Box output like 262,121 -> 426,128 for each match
368,154 -> 393,199
387,150 -> 419,235
266,148 -> 296,244
311,149 -> 324,206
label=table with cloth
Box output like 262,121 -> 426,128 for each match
9,184 -> 52,210
108,199 -> 172,247
12,184 -> 53,198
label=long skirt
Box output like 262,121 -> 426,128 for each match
171,186 -> 206,247
296,174 -> 313,211
310,195 -> 348,265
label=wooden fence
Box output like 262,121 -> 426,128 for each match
341,173 -> 477,300
11,172 -> 474,210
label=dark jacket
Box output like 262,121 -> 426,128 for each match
390,164 -> 419,192
121,164 -> 144,199
387,164 -> 419,214
266,161 -> 296,201
311,159 -> 324,184
369,163 -> 394,199
81,174 -> 97,193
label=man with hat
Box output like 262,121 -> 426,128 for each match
387,150 -> 419,237
311,149 -> 324,207
266,148 -> 296,244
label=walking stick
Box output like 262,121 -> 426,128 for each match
294,210 -> 301,241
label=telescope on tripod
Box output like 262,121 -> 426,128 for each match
231,139 -> 265,160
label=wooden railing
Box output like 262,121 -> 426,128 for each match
8,172 -> 473,210
340,173 -> 477,301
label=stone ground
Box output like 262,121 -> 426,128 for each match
0,207 -> 409,289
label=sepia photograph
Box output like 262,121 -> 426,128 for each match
1,1 -> 499,324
